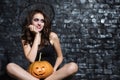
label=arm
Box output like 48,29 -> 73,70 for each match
50,32 -> 63,71
21,25 -> 41,63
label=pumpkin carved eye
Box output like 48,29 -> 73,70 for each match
41,67 -> 45,70
36,67 -> 39,69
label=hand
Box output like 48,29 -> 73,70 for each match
28,25 -> 41,45
28,25 -> 39,34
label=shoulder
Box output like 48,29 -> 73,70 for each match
49,32 -> 59,45
21,39 -> 26,46
21,39 -> 29,46
50,32 -> 58,38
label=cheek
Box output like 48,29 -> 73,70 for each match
41,23 -> 44,28
31,21 -> 37,26
42,23 -> 44,27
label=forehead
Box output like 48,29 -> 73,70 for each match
33,13 -> 44,19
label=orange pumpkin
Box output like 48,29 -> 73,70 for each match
28,53 -> 53,79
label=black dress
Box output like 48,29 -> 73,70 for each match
35,44 -> 56,80
35,44 -> 56,67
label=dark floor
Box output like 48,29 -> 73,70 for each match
0,73 -> 15,80
0,72 -> 76,80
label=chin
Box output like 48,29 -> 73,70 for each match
37,29 -> 42,32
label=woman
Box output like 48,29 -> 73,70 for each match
6,9 -> 78,80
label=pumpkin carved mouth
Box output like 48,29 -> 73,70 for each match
33,71 -> 45,76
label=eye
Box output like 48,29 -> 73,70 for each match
33,18 -> 45,23
33,18 -> 39,22
40,19 -> 45,23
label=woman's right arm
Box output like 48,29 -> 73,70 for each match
21,33 -> 41,63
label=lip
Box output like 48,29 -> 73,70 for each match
37,26 -> 41,29
36,26 -> 43,32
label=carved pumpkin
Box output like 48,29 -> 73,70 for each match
28,53 -> 53,79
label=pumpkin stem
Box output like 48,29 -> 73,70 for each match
39,52 -> 42,61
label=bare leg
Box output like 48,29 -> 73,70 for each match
6,63 -> 39,80
45,62 -> 78,80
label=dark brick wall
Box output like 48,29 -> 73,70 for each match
0,0 -> 120,80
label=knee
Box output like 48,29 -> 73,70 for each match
6,63 -> 16,72
65,62 -> 78,75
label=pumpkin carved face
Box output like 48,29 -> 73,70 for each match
28,61 -> 53,79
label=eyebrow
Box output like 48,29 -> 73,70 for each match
33,17 -> 44,19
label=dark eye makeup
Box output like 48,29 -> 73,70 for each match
33,18 -> 45,23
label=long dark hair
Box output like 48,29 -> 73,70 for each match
21,9 -> 51,49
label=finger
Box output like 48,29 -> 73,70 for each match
34,26 -> 39,32
28,25 -> 32,29
32,26 -> 36,32
31,25 -> 35,31
29,27 -> 32,31
28,25 -> 32,31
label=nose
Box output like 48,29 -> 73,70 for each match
38,23 -> 41,26
37,22 -> 41,26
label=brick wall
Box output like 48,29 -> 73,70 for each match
0,0 -> 120,80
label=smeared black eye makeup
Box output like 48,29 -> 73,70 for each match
41,19 -> 45,23
33,18 -> 39,21
33,18 -> 45,23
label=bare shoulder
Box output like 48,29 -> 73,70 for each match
21,39 -> 25,44
49,32 -> 59,45
50,32 -> 59,39
21,39 -> 29,46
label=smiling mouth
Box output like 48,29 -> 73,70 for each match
34,72 -> 45,76
37,26 -> 41,29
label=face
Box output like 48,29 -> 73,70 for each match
32,13 -> 45,32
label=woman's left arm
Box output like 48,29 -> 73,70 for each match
50,32 -> 63,71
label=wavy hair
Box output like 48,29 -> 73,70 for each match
21,9 -> 51,48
